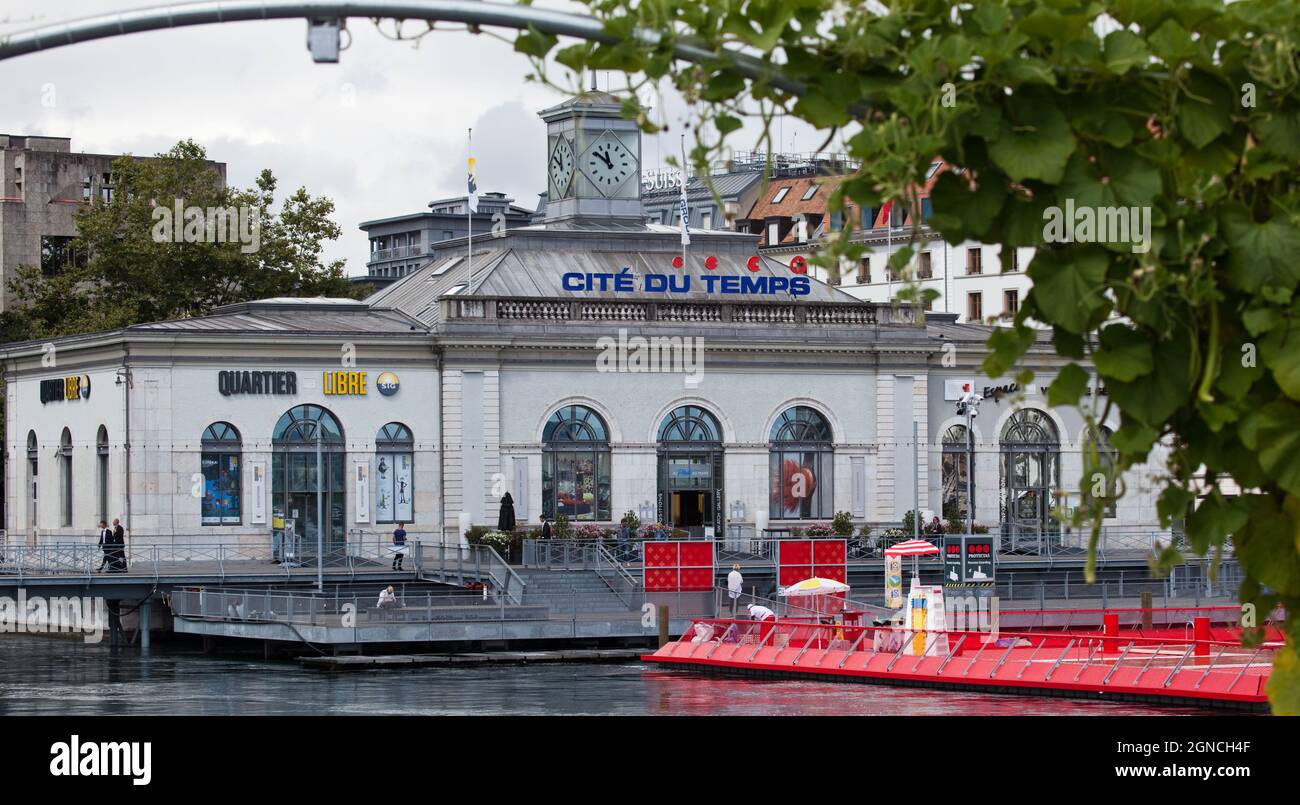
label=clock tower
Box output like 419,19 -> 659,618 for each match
539,92 -> 643,223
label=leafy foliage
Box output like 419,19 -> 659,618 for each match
0,140 -> 363,342
516,0 -> 1300,712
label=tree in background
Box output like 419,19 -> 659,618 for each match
0,139 -> 363,341
510,0 -> 1300,711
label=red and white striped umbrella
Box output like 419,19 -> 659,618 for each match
884,539 -> 941,557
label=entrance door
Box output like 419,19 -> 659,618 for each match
672,491 -> 712,530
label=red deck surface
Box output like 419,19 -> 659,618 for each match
643,614 -> 1278,709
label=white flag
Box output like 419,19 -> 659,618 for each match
678,174 -> 691,247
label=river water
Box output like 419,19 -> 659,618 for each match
0,635 -> 1203,716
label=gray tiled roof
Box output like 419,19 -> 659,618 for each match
129,298 -> 423,334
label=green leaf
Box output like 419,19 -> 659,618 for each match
1233,494 -> 1300,598
1094,323 -> 1155,381
1047,363 -> 1090,407
1242,403 -> 1300,495
1221,206 -> 1300,294
987,93 -> 1077,184
1253,108 -> 1300,162
982,324 -> 1036,378
1269,644 -> 1300,716
1025,249 -> 1109,333
1262,325 -> 1300,401
514,27 -> 557,58
1110,422 -> 1159,455
1176,72 -> 1233,149
1102,30 -> 1150,74
927,171 -> 1007,242
1185,492 -> 1249,554
1107,334 -> 1193,427
715,114 -> 743,135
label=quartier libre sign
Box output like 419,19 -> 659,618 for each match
562,270 -> 812,298
39,375 -> 91,404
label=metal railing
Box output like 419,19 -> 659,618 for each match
168,584 -> 715,634
670,615 -> 1280,692
415,543 -> 527,605
594,543 -> 640,607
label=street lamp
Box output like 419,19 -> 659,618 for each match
955,383 -> 983,539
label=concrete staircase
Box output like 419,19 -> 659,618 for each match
514,568 -> 636,614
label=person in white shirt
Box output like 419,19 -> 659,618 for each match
747,603 -> 775,621
727,564 -> 744,616
377,586 -> 398,609
747,603 -> 777,643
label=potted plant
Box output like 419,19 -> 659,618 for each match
831,511 -> 854,537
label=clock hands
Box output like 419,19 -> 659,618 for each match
595,149 -> 614,170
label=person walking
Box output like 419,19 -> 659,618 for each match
727,564 -> 744,617
110,518 -> 127,572
391,522 -> 408,571
96,520 -> 113,572
616,519 -> 631,563
539,515 -> 552,540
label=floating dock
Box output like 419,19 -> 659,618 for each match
299,648 -> 644,670
643,610 -> 1280,711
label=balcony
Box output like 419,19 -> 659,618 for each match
441,297 -> 921,328
369,244 -> 424,263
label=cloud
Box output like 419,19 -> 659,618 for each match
1,0 -> 831,277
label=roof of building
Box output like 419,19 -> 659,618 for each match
641,171 -> 764,204
126,297 -> 423,334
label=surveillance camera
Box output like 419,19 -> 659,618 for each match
307,18 -> 343,64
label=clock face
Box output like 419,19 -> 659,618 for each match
549,137 -> 575,197
582,131 -> 636,195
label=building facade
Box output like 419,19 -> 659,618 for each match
0,135 -> 227,310
357,192 -> 534,289
2,95 -> 1163,551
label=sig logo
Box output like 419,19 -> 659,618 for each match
375,371 -> 400,397
50,735 -> 151,786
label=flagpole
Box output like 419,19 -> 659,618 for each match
679,133 -> 689,266
467,127 -> 473,290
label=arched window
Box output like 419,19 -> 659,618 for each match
97,425 -> 109,522
272,405 -> 344,444
657,405 -> 721,442
376,422 -> 414,524
272,405 -> 346,551
1082,425 -> 1118,518
59,428 -> 73,527
769,406 -> 834,519
27,431 -> 39,530
201,422 -> 242,525
542,405 -> 611,521
941,424 -> 973,522
1000,409 -> 1061,543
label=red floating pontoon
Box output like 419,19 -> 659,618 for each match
643,607 -> 1281,711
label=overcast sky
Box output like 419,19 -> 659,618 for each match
0,1 -> 824,275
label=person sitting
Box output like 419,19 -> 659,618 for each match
377,586 -> 398,609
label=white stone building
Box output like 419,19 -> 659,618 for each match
1,94 -> 1165,552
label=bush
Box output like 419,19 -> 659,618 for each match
553,513 -> 573,540
464,525 -> 493,544
574,523 -> 607,540
831,511 -> 855,536
803,522 -> 835,537
620,510 -> 640,531
901,510 -> 917,535
856,524 -> 873,538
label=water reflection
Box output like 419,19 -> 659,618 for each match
0,636 -> 1202,716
